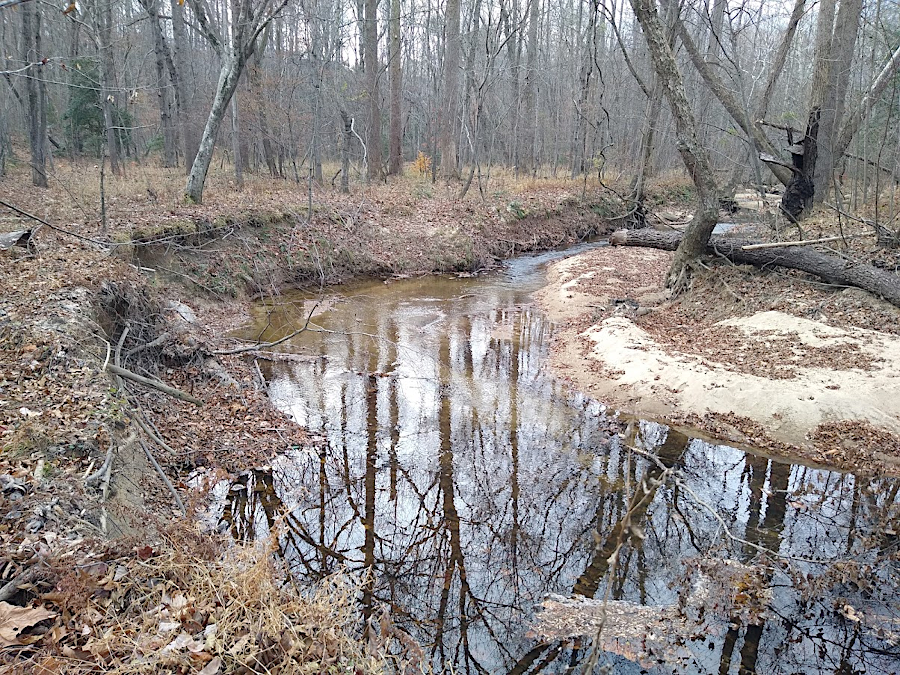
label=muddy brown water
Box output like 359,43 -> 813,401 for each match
218,243 -> 900,674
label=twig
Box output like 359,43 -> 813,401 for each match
672,473 -> 824,564
0,558 -> 39,603
137,434 -> 186,517
741,233 -> 874,250
253,358 -> 266,390
0,197 -> 107,247
105,363 -> 203,405
101,341 -> 111,373
214,302 -> 319,355
131,413 -> 186,515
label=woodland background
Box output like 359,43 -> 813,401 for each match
2,0 -> 899,218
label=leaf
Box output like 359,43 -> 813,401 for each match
0,602 -> 57,648
136,545 -> 156,560
198,656 -> 222,675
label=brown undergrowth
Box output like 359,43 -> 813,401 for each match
1,519 -> 403,674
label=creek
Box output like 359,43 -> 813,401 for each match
216,243 -> 900,674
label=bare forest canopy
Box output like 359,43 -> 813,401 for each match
1,0 -> 900,216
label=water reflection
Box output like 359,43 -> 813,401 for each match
219,254 -> 900,674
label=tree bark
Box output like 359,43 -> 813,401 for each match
185,54 -> 244,203
99,0 -> 122,176
21,1 -> 47,187
610,229 -> 900,308
340,110 -> 352,193
630,0 -> 720,286
364,0 -> 382,180
141,0 -> 177,167
388,0 -> 402,175
812,0 -> 862,204
519,0 -> 541,175
439,0 -> 461,179
170,0 -> 199,170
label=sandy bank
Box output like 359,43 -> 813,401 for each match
536,246 -> 900,473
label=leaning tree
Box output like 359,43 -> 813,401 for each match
629,0 -> 719,287
183,0 -> 289,204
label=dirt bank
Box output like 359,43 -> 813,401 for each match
536,245 -> 900,475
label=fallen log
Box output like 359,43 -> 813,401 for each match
609,229 -> 900,307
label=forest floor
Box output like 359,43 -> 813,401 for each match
0,158 -> 627,673
537,196 -> 900,476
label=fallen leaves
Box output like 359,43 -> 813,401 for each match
0,602 -> 57,648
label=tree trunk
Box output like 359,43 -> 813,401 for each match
781,0 -> 861,218
439,0 -> 461,179
630,0 -> 720,286
340,110 -> 352,193
610,229 -> 900,308
570,2 -> 595,179
388,0 -> 402,175
231,93 -> 243,188
812,0 -> 862,204
836,42 -> 900,161
99,0 -> 121,176
248,48 -> 278,177
503,0 -> 522,172
171,0 -> 199,170
185,54 -> 243,203
142,0 -> 177,167
364,0 -> 382,180
519,0 -> 541,175
22,1 -> 47,188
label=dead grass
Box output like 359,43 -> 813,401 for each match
2,521 -> 398,675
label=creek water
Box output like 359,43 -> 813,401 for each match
217,243 -> 900,674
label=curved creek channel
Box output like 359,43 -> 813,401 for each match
215,243 -> 900,674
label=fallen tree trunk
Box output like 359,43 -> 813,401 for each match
609,229 -> 900,307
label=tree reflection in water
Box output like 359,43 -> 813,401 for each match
217,271 -> 900,674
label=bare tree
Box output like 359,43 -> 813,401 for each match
780,0 -> 862,219
183,0 -> 289,203
439,0 -> 461,179
138,0 -> 177,167
21,0 -> 47,187
97,0 -> 121,175
387,0 -> 402,175
364,0 -> 382,180
170,0 -> 198,169
630,0 -> 719,286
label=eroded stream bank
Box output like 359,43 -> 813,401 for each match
213,246 -> 899,674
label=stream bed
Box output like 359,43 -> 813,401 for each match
215,244 -> 900,674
